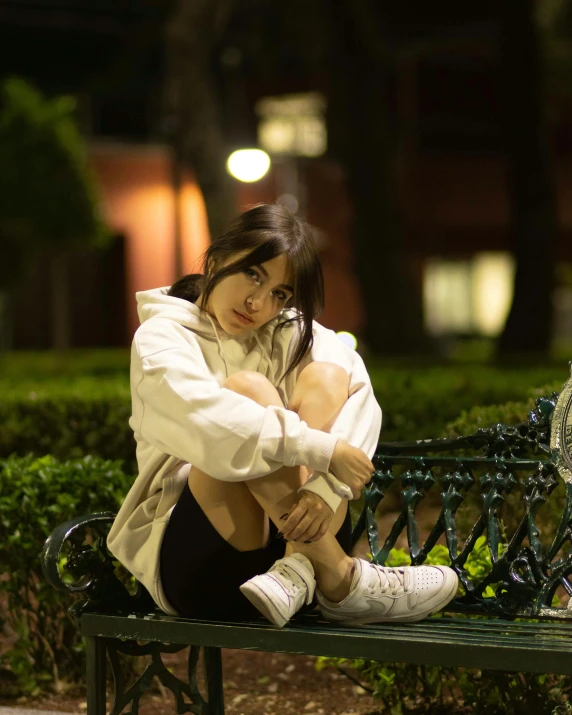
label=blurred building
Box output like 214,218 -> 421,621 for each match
3,1 -> 572,347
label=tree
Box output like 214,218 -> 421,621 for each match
163,0 -> 237,242
160,0 -> 440,355
0,77 -> 109,350
323,0 -> 432,355
497,0 -> 558,358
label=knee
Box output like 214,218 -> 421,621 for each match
297,361 -> 350,396
222,371 -> 279,404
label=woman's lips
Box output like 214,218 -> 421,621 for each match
234,310 -> 254,325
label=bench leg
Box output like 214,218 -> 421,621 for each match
203,646 -> 225,715
86,636 -> 107,715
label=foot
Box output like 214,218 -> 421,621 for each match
239,553 -> 316,628
316,558 -> 458,626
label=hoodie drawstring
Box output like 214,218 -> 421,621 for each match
206,314 -> 229,379
206,312 -> 277,385
254,331 -> 276,385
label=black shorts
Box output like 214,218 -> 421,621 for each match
160,482 -> 353,621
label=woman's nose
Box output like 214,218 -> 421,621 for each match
248,294 -> 264,310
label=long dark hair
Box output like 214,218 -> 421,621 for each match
168,203 -> 324,382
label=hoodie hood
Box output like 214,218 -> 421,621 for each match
135,287 -> 296,383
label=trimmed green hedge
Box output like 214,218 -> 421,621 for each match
0,349 -> 129,380
442,381 -> 563,437
371,365 -> 568,442
0,377 -> 134,470
0,365 -> 567,468
0,454 -> 133,695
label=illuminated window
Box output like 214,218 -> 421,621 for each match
255,92 -> 327,157
424,252 -> 515,336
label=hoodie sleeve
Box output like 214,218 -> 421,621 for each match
297,323 -> 382,512
132,319 -> 338,481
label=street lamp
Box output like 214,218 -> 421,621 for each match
227,148 -> 270,182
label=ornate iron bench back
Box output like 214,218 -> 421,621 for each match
42,366 -> 572,621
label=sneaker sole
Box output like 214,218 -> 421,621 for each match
323,569 -> 459,627
239,581 -> 289,628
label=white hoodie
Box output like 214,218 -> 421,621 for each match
107,287 -> 382,615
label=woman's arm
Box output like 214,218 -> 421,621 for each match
132,318 -> 338,481
296,323 -> 382,511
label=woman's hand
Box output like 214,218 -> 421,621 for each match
278,491 -> 333,543
329,439 -> 374,499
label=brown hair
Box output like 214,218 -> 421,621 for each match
168,203 -> 324,383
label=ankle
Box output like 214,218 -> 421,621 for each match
316,558 -> 355,603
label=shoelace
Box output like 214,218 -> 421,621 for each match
272,561 -> 316,604
369,565 -> 411,597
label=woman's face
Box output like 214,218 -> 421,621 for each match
199,253 -> 294,335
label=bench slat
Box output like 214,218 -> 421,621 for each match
80,611 -> 572,676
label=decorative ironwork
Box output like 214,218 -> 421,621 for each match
106,640 -> 206,715
350,364 -> 572,619
41,516 -> 223,714
41,512 -> 154,616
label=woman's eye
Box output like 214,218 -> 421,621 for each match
245,268 -> 259,281
275,291 -> 287,302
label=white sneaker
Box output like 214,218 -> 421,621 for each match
239,553 -> 316,628
316,558 -> 458,626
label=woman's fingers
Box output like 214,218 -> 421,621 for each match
288,513 -> 318,541
279,504 -> 331,542
279,492 -> 334,542
279,503 -> 307,538
291,510 -> 332,543
305,517 -> 332,543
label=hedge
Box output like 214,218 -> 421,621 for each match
0,349 -> 129,380
0,454 -> 133,695
371,365 -> 568,442
442,381 -> 564,437
0,377 -> 134,471
0,366 -> 567,467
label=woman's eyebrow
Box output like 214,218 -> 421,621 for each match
255,264 -> 294,293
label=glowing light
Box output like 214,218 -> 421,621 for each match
226,149 -> 270,182
423,252 -> 515,337
256,92 -> 327,157
336,331 -> 358,350
472,252 -> 515,337
423,260 -> 472,335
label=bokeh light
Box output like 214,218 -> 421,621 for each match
226,149 -> 271,182
336,331 -> 358,350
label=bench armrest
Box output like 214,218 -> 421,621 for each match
41,512 -> 154,615
41,512 -> 116,592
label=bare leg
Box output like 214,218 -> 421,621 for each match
187,466 -> 270,552
188,363 -> 355,600
243,363 -> 356,602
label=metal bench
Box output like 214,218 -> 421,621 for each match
41,366 -> 572,715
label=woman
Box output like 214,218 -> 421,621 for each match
108,203 -> 457,628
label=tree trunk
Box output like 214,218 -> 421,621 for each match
326,0 -> 432,356
497,0 -> 558,358
163,0 -> 237,243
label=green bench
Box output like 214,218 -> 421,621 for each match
41,366 -> 572,715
